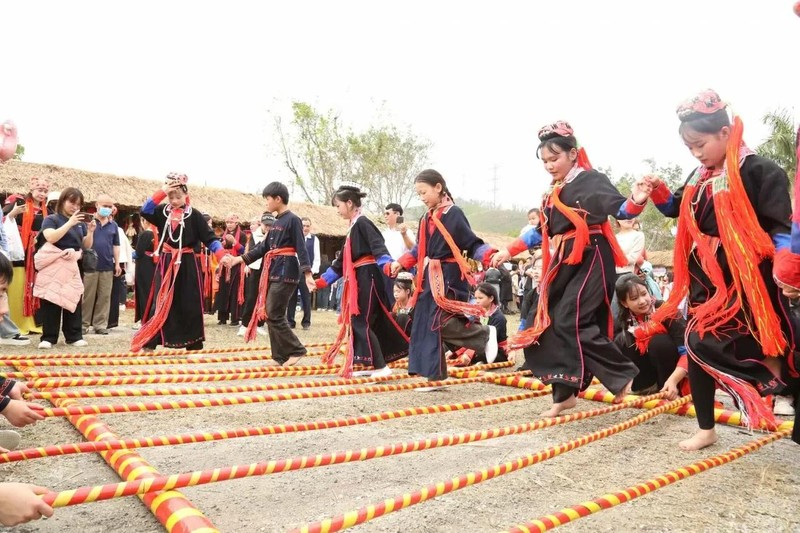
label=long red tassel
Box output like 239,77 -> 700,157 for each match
237,264 -> 246,305
131,250 -> 183,352
508,209 -> 555,350
428,260 -> 485,319
601,221 -> 629,268
243,247 -> 294,343
408,215 -> 429,309
23,236 -> 39,316
551,185 -> 588,265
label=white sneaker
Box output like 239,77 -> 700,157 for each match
485,325 -> 498,364
132,322 -> 141,330
67,339 -> 88,347
371,366 -> 393,378
257,327 -> 267,336
774,395 -> 796,417
237,326 -> 247,337
38,340 -> 52,349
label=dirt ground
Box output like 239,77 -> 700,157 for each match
1,307 -> 798,533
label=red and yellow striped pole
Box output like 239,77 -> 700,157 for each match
28,373 -> 412,400
29,369 -> 363,389
291,395 -> 691,533
37,373 -> 523,418
52,397 -> 219,532
41,392 -> 663,508
3,390 -> 544,464
501,428 -> 791,533
0,341 -> 334,360
8,363 -> 343,380
2,350 -> 328,367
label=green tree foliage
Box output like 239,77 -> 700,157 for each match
13,144 -> 24,160
756,108 -> 797,182
275,102 -> 431,213
603,158 -> 685,252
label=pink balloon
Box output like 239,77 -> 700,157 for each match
0,120 -> 18,162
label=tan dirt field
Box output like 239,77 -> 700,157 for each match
1,307 -> 798,533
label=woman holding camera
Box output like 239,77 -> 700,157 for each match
35,188 -> 94,349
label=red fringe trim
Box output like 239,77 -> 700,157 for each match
243,247 -> 294,343
131,248 -> 190,352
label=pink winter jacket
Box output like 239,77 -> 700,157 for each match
33,243 -> 84,312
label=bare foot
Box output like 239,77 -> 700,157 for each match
613,380 -> 633,404
264,360 -> 281,366
541,395 -> 577,417
282,356 -> 303,367
678,429 -> 718,451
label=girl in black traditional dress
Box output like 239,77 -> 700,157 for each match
315,184 -> 408,378
640,90 -> 797,450
391,170 -> 497,381
132,173 -> 223,351
492,121 -> 652,416
614,273 -> 688,401
444,282 -> 507,366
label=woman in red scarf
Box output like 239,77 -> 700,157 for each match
1,176 -> 49,334
492,122 -> 652,417
641,90 -> 796,450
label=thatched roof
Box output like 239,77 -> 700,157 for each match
647,250 -> 674,267
0,160 -> 350,236
0,160 -> 517,251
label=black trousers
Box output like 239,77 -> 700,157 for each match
107,272 -> 127,328
241,268 -> 264,327
40,299 -> 83,344
267,281 -> 307,363
287,279 -> 311,328
615,332 -> 680,392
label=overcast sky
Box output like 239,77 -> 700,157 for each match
2,1 -> 798,210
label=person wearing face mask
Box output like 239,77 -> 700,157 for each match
81,193 -> 120,335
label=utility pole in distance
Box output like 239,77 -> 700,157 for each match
491,164 -> 500,208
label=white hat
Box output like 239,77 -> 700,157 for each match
47,190 -> 60,203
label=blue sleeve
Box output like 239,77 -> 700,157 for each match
520,228 -> 542,249
773,232 -> 790,252
142,197 -> 158,215
112,225 -> 120,246
321,267 -> 340,285
652,193 -> 676,217
376,254 -> 392,268
208,240 -> 222,254
615,199 -> 646,220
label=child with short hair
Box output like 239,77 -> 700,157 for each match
223,182 -> 313,366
